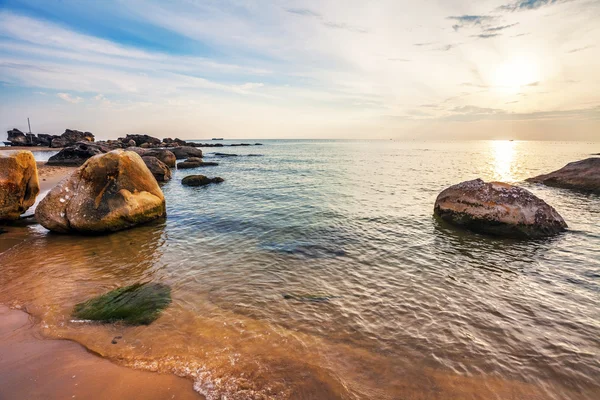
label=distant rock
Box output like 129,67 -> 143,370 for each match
126,148 -> 176,168
119,134 -> 161,147
47,142 -> 108,166
0,151 -> 39,221
177,159 -> 219,169
72,282 -> 171,325
181,175 -> 224,186
142,156 -> 172,182
213,152 -> 238,157
5,129 -> 41,147
526,158 -> 600,193
37,133 -> 60,147
230,143 -> 251,147
51,129 -> 94,148
36,150 -> 166,233
434,179 -> 567,238
170,146 -> 203,159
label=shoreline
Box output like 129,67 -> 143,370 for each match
0,305 -> 202,400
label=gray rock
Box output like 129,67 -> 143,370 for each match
47,142 -> 108,166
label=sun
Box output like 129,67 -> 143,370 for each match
493,57 -> 539,93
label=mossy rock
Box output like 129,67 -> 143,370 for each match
72,283 -> 171,325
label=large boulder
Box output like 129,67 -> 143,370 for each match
434,179 -> 567,238
0,151 -> 40,221
36,150 -> 166,233
526,158 -> 600,193
170,146 -> 203,159
127,147 -> 176,168
51,129 -> 94,148
142,156 -> 172,182
181,175 -> 224,187
47,142 -> 108,166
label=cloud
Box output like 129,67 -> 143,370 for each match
57,92 -> 83,103
388,58 -> 410,62
286,6 -> 369,34
447,15 -> 495,31
285,8 -> 321,17
413,42 -> 434,46
567,45 -> 594,53
485,23 -> 519,32
498,0 -> 571,12
471,33 -> 500,39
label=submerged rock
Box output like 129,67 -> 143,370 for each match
181,175 -> 224,186
526,158 -> 600,193
177,159 -> 219,169
142,156 -> 172,182
36,150 -> 166,233
72,282 -> 171,325
0,151 -> 40,221
213,152 -> 238,157
434,179 -> 567,238
170,146 -> 203,159
47,142 -> 108,166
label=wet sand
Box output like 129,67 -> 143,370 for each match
0,305 -> 202,400
36,161 -> 76,191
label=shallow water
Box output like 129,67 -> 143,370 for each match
1,140 -> 599,399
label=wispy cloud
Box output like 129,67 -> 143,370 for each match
498,0 -> 571,12
285,6 -> 368,34
447,15 -> 495,31
567,45 -> 594,53
471,33 -> 500,39
485,23 -> 519,32
57,92 -> 83,103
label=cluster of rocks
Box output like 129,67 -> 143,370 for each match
1,137 -> 230,226
434,157 -> 599,239
4,129 -> 263,150
5,128 -> 94,148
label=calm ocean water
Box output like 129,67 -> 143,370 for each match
1,140 -> 599,399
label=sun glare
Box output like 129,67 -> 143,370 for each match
491,140 -> 517,182
493,57 -> 539,93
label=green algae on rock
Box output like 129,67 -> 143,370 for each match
72,283 -> 172,325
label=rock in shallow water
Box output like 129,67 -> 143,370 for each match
170,146 -> 203,159
434,179 -> 567,238
36,150 -> 166,233
526,157 -> 600,193
181,175 -> 224,186
72,282 -> 171,325
142,156 -> 172,182
0,151 -> 40,221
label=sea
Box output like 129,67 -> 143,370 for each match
0,140 -> 599,399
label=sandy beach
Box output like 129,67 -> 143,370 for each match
0,305 -> 202,400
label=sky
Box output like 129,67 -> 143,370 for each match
0,0 -> 599,141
